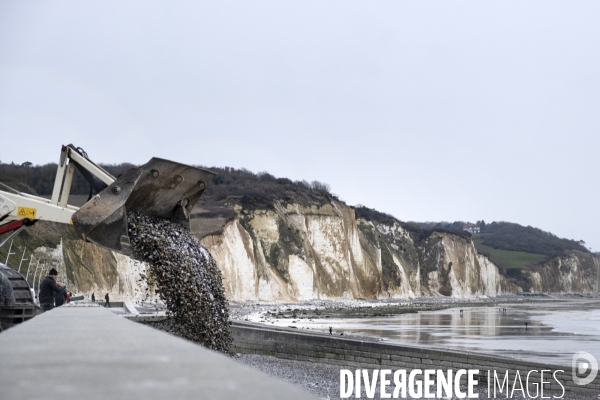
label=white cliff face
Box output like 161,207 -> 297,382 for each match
197,201 -> 384,301
56,240 -> 160,303
391,252 -> 417,299
200,219 -> 258,301
476,254 -> 517,296
524,251 -> 598,293
113,252 -> 160,303
442,234 -> 478,298
287,255 -> 314,300
198,200 -> 520,301
435,234 -> 518,298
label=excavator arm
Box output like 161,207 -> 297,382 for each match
0,144 -> 215,255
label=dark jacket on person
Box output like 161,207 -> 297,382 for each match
39,276 -> 63,304
0,272 -> 15,304
54,286 -> 67,306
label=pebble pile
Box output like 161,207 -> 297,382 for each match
127,212 -> 233,354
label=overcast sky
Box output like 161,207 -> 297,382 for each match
1,1 -> 598,250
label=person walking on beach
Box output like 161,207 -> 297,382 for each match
104,293 -> 110,308
91,292 -> 95,303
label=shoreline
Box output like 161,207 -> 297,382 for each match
136,296 -> 600,399
229,293 -> 600,325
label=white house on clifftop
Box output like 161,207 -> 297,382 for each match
463,223 -> 480,234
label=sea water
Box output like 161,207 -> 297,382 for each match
275,302 -> 600,366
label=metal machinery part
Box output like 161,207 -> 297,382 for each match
0,263 -> 36,331
72,157 -> 216,254
0,144 -> 217,327
0,144 -> 216,255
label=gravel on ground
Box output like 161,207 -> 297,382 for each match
235,354 -> 595,400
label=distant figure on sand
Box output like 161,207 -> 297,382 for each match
104,293 -> 110,308
91,292 -> 95,303
329,327 -> 332,335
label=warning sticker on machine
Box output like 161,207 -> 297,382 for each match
17,206 -> 36,219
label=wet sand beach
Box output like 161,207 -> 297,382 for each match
234,296 -> 600,366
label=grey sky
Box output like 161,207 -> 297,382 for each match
1,1 -> 598,250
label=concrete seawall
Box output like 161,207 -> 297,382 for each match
0,308 -> 316,400
231,321 -> 600,397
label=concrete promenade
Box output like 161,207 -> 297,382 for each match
0,307 -> 315,400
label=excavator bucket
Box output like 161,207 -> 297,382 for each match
71,158 -> 216,255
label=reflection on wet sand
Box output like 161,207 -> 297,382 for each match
289,305 -> 600,366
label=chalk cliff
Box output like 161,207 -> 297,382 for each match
196,200 -> 520,301
30,238 -> 159,303
521,251 -> 599,293
61,239 -> 159,301
20,200 -> 599,302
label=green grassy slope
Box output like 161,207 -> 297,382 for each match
473,235 -> 547,269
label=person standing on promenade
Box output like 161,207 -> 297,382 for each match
39,268 -> 63,311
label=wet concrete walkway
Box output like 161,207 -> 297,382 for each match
0,306 -> 315,400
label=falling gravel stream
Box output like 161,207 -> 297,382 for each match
127,212 -> 233,354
